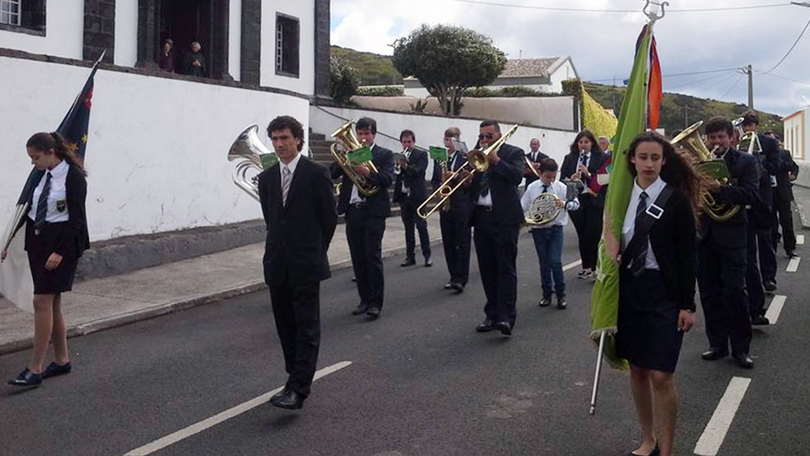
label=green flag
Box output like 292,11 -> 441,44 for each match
590,23 -> 655,370
347,146 -> 373,164
429,146 -> 448,162
260,153 -> 279,169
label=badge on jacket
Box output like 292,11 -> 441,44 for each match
56,200 -> 67,212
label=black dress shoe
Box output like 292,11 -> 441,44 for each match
444,282 -> 452,289
538,297 -> 552,307
270,389 -> 304,410
351,304 -> 368,315
400,258 -> 416,267
476,319 -> 496,332
556,297 -> 567,310
763,280 -> 777,292
366,307 -> 381,319
449,282 -> 464,293
701,348 -> 729,361
351,276 -> 357,282
751,315 -> 770,326
733,353 -> 754,369
787,250 -> 798,258
494,321 -> 512,336
8,368 -> 42,387
42,361 -> 72,379
424,258 -> 432,267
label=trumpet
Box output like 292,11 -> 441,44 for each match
394,147 -> 412,175
330,120 -> 380,196
418,125 -> 518,219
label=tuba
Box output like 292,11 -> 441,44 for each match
671,121 -> 740,222
732,117 -> 763,155
227,124 -> 278,202
330,120 -> 380,196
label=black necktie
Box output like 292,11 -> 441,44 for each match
629,191 -> 649,277
542,184 -> 549,194
480,172 -> 490,198
34,172 -> 52,229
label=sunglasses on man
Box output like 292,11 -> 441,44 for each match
478,132 -> 496,140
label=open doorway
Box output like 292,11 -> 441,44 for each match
161,0 -> 212,76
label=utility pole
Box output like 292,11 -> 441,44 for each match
684,104 -> 689,127
745,64 -> 754,109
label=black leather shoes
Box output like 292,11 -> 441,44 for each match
538,297 -> 552,307
787,250 -> 798,258
476,319 -> 496,332
444,282 -> 453,289
495,321 -> 512,336
42,361 -> 72,379
763,280 -> 777,292
751,315 -> 770,326
557,297 -> 567,310
270,389 -> 305,410
8,368 -> 42,387
351,304 -> 368,315
449,282 -> 464,293
701,348 -> 729,361
400,258 -> 416,267
424,257 -> 432,267
734,353 -> 754,369
366,307 -> 381,319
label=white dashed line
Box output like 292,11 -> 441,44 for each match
124,361 -> 353,456
786,257 -> 801,273
765,295 -> 787,324
563,260 -> 583,272
797,234 -> 805,245
694,377 -> 752,456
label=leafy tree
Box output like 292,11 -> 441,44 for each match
392,24 -> 506,116
329,56 -> 359,104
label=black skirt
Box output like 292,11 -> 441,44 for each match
616,269 -> 684,373
25,220 -> 79,295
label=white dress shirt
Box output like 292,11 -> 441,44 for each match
28,160 -> 70,223
280,152 -> 302,178
350,143 -> 373,204
622,177 -> 667,270
521,179 -> 580,228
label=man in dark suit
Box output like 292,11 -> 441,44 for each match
766,131 -> 799,257
332,117 -> 394,319
258,116 -> 338,410
524,138 -> 548,187
464,120 -> 525,336
431,127 -> 473,293
394,130 -> 431,267
698,116 -> 760,369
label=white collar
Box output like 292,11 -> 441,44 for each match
632,176 -> 667,200
280,153 -> 302,175
49,160 -> 69,178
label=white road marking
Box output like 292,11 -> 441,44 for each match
563,260 -> 583,272
693,377 -> 752,456
787,257 -> 801,273
765,295 -> 787,324
124,361 -> 352,456
797,234 -> 805,245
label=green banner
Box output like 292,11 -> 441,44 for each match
347,146 -> 373,164
429,146 -> 448,162
260,153 -> 279,169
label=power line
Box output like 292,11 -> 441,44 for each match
761,15 -> 810,73
665,71 -> 737,90
757,72 -> 810,86
440,0 -> 792,13
717,74 -> 746,100
588,67 -> 740,84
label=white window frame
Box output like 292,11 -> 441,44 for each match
0,0 -> 21,26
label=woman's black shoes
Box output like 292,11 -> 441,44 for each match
8,368 -> 42,387
42,362 -> 72,379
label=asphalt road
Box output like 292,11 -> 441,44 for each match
1,225 -> 808,456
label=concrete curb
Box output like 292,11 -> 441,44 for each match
0,240 -> 442,356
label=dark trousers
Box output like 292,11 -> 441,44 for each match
746,225 -> 766,318
269,280 -> 320,397
346,205 -> 386,310
772,194 -> 796,254
473,207 -> 520,326
569,194 -> 602,270
698,240 -> 752,355
531,225 -> 565,298
439,203 -> 472,286
756,226 -> 777,283
399,198 -> 431,261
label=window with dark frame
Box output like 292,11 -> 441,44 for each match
275,14 -> 299,77
0,0 -> 45,33
0,0 -> 21,25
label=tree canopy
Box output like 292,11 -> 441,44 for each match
392,24 -> 506,116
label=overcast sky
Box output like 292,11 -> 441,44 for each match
331,0 -> 810,116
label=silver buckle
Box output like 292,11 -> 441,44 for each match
646,204 -> 664,219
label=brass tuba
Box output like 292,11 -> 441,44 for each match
228,124 -> 278,202
671,121 -> 740,222
330,120 -> 380,196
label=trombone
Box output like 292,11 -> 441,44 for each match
417,125 -> 518,219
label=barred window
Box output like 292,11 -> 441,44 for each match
275,14 -> 300,77
0,0 -> 21,25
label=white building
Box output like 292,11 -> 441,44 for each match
0,0 -> 331,242
403,56 -> 579,98
784,107 -> 808,162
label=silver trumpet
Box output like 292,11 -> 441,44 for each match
227,124 -> 278,201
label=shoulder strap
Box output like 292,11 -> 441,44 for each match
624,185 -> 676,255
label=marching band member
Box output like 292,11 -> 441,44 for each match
561,130 -> 608,280
617,132 -> 699,456
431,127 -> 473,293
466,120 -> 525,336
766,131 -> 799,258
332,117 -> 394,319
520,158 -> 579,310
4,132 -> 89,387
258,116 -> 337,410
394,130 -> 431,268
524,138 -> 548,187
698,117 -> 759,368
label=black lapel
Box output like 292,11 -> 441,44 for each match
268,164 -> 282,213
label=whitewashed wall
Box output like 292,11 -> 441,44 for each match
784,109 -> 808,162
261,0 -> 314,95
310,105 -> 579,179
228,0 -> 242,81
0,56 -> 311,242
114,0 -> 138,67
548,60 -> 577,94
0,0 -> 83,59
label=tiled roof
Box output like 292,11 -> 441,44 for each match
500,57 -> 562,78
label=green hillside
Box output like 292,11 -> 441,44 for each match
331,45 -> 402,86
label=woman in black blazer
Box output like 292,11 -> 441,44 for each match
617,132 -> 699,456
560,130 -> 605,279
4,132 -> 89,387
